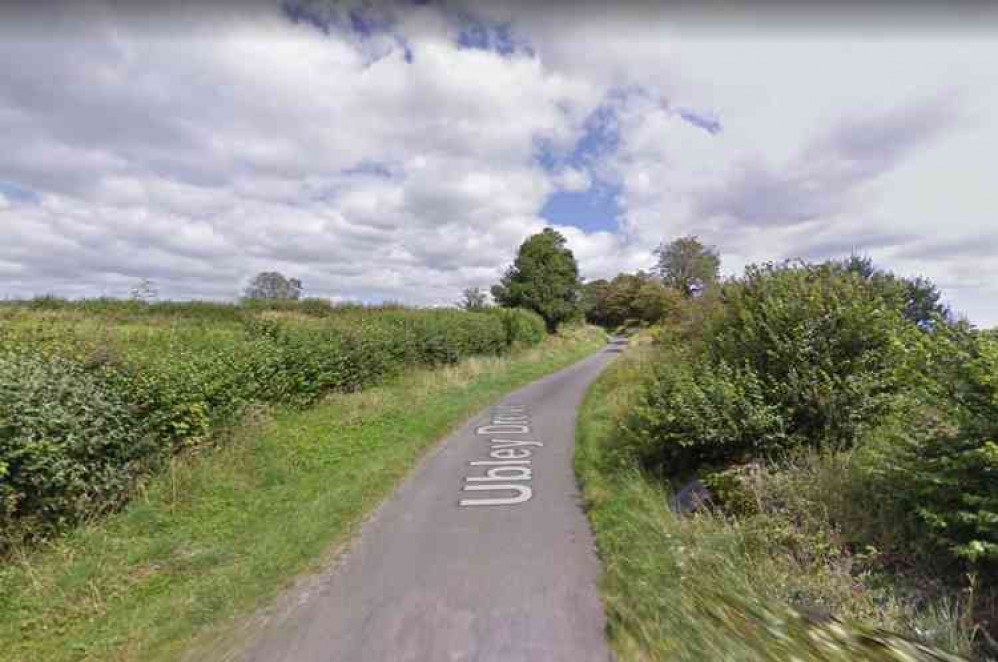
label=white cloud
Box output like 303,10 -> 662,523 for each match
553,168 -> 591,193
1,2 -> 997,325
523,26 -> 998,323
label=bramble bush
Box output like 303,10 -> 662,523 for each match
0,349 -> 160,539
701,262 -> 920,449
0,304 -> 546,546
862,331 -> 998,578
625,262 -> 918,471
865,411 -> 998,574
624,259 -> 998,582
622,350 -> 790,476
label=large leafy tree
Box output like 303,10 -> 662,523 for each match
584,271 -> 681,327
492,228 -> 581,332
654,235 -> 720,298
243,271 -> 303,300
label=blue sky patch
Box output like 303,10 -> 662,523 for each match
536,99 -> 623,233
540,184 -> 621,233
281,0 -> 338,34
457,19 -> 517,55
679,109 -> 722,135
534,100 -> 620,173
281,0 -> 412,61
0,181 -> 39,204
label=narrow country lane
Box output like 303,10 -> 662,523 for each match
234,338 -> 626,662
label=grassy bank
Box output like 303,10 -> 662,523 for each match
1,326 -> 605,662
576,341 -> 981,662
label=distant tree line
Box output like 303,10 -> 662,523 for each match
470,229 -> 723,333
126,233 -> 719,334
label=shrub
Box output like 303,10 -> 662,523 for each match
626,261 -> 998,571
626,262 -> 920,472
488,308 -> 547,347
871,417 -> 998,574
623,351 -> 791,476
0,305 -> 547,545
0,349 -> 157,543
702,262 -> 917,449
855,330 -> 998,577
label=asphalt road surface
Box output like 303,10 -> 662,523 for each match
237,338 -> 626,662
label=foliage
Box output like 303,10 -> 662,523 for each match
0,349 -> 159,537
845,325 -> 998,581
487,307 -> 547,347
583,272 -> 683,328
623,350 -> 791,476
492,227 -> 582,332
627,261 -> 919,476
623,255 -> 998,590
577,347 -> 977,662
459,286 -> 490,311
654,235 -> 721,298
0,304 -> 546,546
0,296 -> 409,324
866,413 -> 998,573
702,261 -> 918,448
243,271 -> 303,300
839,254 -> 952,329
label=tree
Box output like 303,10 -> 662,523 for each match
243,272 -> 303,300
654,235 -> 720,298
459,287 -> 490,311
130,278 -> 158,302
838,254 -> 950,329
633,279 -> 683,323
492,228 -> 581,332
584,271 -> 681,327
581,279 -> 612,325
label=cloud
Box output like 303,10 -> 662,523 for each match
553,168 -> 591,192
0,0 -> 604,304
0,1 -> 996,326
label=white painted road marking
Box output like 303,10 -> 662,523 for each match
460,404 -> 541,507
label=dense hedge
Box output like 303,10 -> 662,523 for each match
625,263 -> 919,473
0,304 -> 546,545
623,260 -> 998,578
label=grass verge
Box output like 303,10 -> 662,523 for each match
1,326 -> 606,662
576,340 -> 979,662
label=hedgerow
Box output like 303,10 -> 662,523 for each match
0,304 -> 545,546
623,259 -> 998,585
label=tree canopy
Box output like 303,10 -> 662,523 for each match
583,271 -> 681,328
492,228 -> 581,332
654,235 -> 720,298
459,286 -> 490,311
838,254 -> 951,329
243,271 -> 303,300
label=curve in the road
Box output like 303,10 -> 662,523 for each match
237,338 -> 626,662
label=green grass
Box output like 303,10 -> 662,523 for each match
575,341 -> 978,662
0,326 -> 606,662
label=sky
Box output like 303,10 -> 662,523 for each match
1,0 -> 997,325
